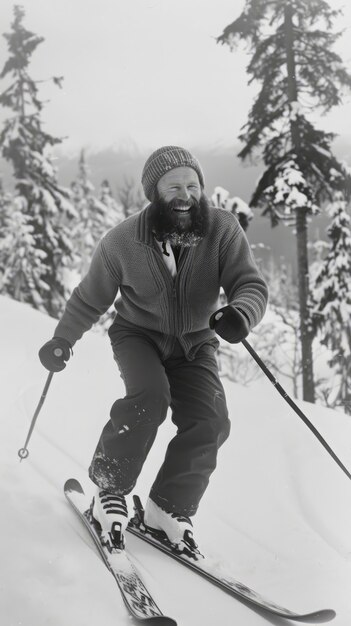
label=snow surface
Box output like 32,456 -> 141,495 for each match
1,294 -> 351,626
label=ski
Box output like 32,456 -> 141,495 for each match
127,495 -> 336,624
64,479 -> 177,625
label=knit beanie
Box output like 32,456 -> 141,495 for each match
141,146 -> 205,201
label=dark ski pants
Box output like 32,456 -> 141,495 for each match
89,331 -> 230,516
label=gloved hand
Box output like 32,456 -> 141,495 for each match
38,337 -> 72,372
209,305 -> 250,344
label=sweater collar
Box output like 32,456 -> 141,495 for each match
134,205 -> 154,247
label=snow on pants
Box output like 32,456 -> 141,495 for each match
89,331 -> 230,516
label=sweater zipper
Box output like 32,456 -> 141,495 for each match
172,282 -> 177,336
152,247 -> 178,336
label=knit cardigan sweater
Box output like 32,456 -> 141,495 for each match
54,205 -> 268,360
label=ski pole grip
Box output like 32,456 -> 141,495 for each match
53,347 -> 64,357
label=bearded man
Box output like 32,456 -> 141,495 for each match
39,146 -> 268,554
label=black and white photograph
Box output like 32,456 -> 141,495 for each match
0,1 -> 351,624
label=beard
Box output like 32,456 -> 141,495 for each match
149,191 -> 211,247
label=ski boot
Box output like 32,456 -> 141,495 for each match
132,496 -> 203,560
90,488 -> 128,551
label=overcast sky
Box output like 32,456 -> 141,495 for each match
0,0 -> 351,155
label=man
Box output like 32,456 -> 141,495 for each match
39,146 -> 268,554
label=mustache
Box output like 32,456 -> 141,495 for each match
167,197 -> 196,210
149,191 -> 210,245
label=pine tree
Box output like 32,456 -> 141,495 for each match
217,0 -> 351,401
312,189 -> 351,414
211,186 -> 253,230
70,150 -> 122,276
0,178 -> 10,230
99,178 -> 125,225
0,194 -> 49,310
0,178 -> 13,278
0,5 -> 75,317
117,175 -> 145,217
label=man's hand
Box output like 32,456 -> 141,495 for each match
209,305 -> 250,344
39,337 -> 72,372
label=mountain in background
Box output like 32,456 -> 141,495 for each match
1,137 -> 350,276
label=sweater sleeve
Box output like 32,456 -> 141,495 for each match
53,239 -> 121,346
219,221 -> 268,330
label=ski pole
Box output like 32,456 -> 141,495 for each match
241,338 -> 351,481
18,371 -> 55,461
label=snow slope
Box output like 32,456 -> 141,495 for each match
1,294 -> 351,626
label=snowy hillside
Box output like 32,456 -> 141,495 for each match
1,294 -> 351,626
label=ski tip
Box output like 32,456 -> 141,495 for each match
142,618 -> 177,625
292,608 -> 336,623
64,478 -> 84,495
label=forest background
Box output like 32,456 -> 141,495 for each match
1,0 -> 351,413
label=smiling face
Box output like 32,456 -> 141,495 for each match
150,166 -> 210,247
156,166 -> 202,206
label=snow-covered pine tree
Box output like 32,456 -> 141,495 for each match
0,5 -> 76,317
99,179 -> 125,226
0,178 -> 13,277
0,194 -> 49,310
117,175 -> 145,217
312,188 -> 351,414
0,178 -> 9,229
70,150 -> 118,276
217,0 -> 351,402
263,254 -> 298,313
211,186 -> 253,231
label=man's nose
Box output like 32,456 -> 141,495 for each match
178,186 -> 190,201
